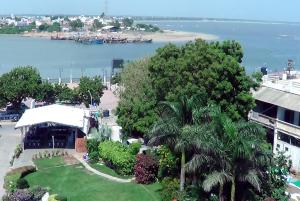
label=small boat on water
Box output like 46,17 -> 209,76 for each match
129,38 -> 153,43
104,37 -> 127,44
51,36 -> 67,40
75,38 -> 104,45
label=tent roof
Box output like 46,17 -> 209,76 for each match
15,104 -> 89,129
254,86 -> 300,112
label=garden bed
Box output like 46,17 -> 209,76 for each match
23,157 -> 161,201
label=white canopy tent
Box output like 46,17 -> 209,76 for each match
15,104 -> 91,134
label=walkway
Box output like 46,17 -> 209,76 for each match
0,123 -> 21,198
73,153 -> 134,183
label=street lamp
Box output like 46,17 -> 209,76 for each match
88,90 -> 93,106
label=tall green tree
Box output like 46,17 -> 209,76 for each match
48,22 -> 61,32
148,39 -> 257,120
70,19 -> 84,31
122,18 -> 134,27
78,76 -> 104,107
92,19 -> 103,30
116,59 -> 157,137
148,95 -> 207,191
54,84 -> 79,103
0,66 -> 42,110
36,82 -> 56,104
186,109 -> 270,201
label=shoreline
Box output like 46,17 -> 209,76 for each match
19,29 -> 218,42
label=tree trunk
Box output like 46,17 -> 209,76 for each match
230,178 -> 236,201
180,150 -> 185,191
219,183 -> 224,201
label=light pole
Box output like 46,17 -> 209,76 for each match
88,90 -> 93,106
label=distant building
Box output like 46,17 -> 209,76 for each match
101,25 -> 119,32
249,69 -> 300,171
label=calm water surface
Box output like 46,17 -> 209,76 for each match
1,20 -> 300,78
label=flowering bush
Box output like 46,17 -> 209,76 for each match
134,154 -> 158,184
156,145 -> 178,179
9,189 -> 33,201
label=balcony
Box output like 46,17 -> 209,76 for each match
249,111 -> 275,128
249,111 -> 300,138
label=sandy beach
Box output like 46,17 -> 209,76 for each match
21,29 -> 218,42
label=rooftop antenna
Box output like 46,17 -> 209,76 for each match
104,0 -> 108,16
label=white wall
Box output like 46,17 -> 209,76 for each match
276,140 -> 300,171
110,126 -> 122,142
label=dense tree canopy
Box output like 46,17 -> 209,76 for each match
148,39 -> 257,120
35,82 -> 56,104
0,66 -> 42,110
122,18 -> 134,27
116,40 -> 259,137
92,19 -> 103,30
78,76 -> 104,107
69,19 -> 84,31
116,59 -> 158,137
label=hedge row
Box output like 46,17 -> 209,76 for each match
99,141 -> 135,175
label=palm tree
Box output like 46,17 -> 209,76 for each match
148,95 -> 207,191
186,110 -> 269,201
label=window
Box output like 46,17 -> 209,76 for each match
285,147 -> 289,151
284,109 -> 294,124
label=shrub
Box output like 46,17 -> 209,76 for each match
4,172 -> 21,192
14,144 -> 23,159
9,189 -> 33,201
4,166 -> 36,192
29,186 -> 47,200
129,142 -> 142,155
88,151 -> 99,162
16,178 -> 29,189
160,177 -> 180,201
156,145 -> 178,179
99,141 -> 135,175
134,154 -> 158,184
87,139 -> 99,153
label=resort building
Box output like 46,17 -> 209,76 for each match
249,70 -> 300,171
15,104 -> 91,152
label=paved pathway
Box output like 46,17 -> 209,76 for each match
0,123 -> 21,198
73,153 -> 134,183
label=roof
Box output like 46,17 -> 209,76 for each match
253,86 -> 300,112
15,104 -> 90,130
102,25 -> 116,30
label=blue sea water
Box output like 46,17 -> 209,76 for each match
1,20 -> 300,78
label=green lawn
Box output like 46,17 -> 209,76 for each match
89,162 -> 132,179
25,157 -> 161,201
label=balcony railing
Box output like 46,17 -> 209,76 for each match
249,111 -> 300,138
249,111 -> 275,128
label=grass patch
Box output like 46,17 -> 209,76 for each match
34,156 -> 65,169
25,157 -> 161,201
89,162 -> 133,179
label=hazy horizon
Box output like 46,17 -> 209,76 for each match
2,0 -> 300,23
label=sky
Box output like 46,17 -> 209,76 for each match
1,0 -> 300,22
